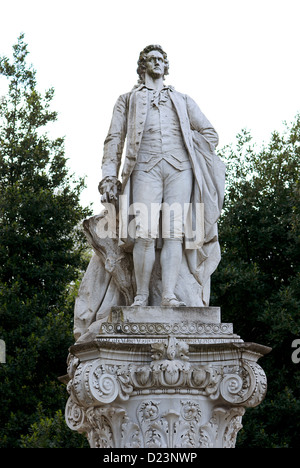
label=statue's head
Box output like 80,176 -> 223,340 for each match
137,45 -> 169,83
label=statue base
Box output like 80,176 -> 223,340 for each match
64,306 -> 271,448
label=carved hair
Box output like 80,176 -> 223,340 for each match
137,45 -> 169,83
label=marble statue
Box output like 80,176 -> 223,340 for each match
74,45 -> 226,342
65,46 -> 270,449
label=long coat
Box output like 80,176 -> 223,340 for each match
101,84 -> 226,305
102,84 -> 219,188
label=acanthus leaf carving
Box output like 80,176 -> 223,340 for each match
137,399 -> 203,448
198,406 -> 245,448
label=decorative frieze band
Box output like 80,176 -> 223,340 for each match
100,322 -> 234,336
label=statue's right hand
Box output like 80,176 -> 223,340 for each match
100,192 -> 112,203
98,176 -> 121,204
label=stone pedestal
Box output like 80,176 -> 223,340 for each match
65,307 -> 271,448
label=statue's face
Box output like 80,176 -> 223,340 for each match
145,50 -> 165,79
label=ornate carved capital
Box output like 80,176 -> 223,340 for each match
65,322 -> 270,448
65,396 -> 247,449
66,337 -> 267,409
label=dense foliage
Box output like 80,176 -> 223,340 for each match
0,34 -> 91,447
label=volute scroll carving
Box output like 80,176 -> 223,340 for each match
64,332 -> 269,448
66,338 -> 267,408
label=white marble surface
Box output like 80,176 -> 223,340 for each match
109,305 -> 221,324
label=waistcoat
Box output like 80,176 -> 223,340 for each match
136,88 -> 191,172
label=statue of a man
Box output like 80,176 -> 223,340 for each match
99,44 -> 223,308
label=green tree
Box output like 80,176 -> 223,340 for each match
0,34 -> 91,447
212,117 -> 300,447
20,404 -> 88,448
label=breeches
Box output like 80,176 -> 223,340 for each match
131,159 -> 193,240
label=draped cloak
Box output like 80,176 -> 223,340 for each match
74,85 -> 226,342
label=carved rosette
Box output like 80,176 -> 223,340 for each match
65,336 -> 269,448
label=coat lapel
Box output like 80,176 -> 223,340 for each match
121,86 -> 148,189
168,90 -> 194,158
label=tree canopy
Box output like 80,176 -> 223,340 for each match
0,34 -> 91,447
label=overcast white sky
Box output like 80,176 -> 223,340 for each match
0,0 -> 299,211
